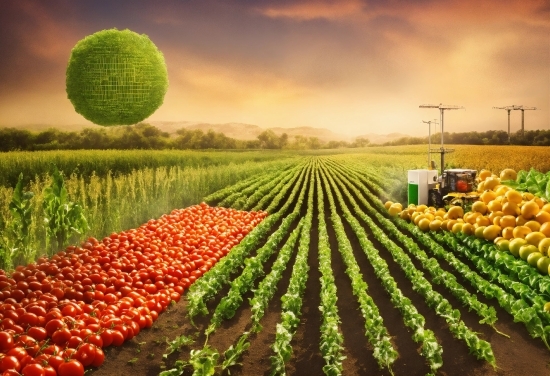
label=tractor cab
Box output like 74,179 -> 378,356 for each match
441,169 -> 477,192
429,169 -> 479,207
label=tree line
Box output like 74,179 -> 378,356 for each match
382,129 -> 550,146
0,124 -> 548,152
0,124 -> 369,151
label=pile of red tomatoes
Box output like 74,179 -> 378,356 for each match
0,203 -> 267,376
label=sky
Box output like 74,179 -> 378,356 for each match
0,0 -> 548,137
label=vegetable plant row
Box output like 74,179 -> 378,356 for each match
144,157 -> 550,376
340,158 -> 550,351
153,158 -> 544,375
8,155 -> 549,376
321,161 -> 496,368
320,162 -> 444,374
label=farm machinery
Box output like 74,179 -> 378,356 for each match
408,104 -> 480,208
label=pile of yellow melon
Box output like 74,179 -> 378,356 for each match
386,168 -> 550,274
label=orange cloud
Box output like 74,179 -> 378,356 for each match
256,0 -> 365,20
11,1 -> 79,65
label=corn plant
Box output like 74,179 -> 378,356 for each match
1,173 -> 35,268
42,166 -> 88,255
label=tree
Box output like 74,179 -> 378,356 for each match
257,130 -> 281,149
79,128 -> 111,149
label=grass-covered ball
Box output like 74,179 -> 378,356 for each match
66,29 -> 168,126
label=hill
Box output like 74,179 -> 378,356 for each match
8,121 -> 411,145
354,132 -> 411,144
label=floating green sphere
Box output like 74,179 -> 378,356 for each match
66,29 -> 168,126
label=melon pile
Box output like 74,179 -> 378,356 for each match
386,168 -> 550,275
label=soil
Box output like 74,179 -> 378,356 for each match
89,176 -> 550,376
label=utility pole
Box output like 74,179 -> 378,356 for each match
422,119 -> 438,169
493,105 -> 537,143
419,103 -> 464,180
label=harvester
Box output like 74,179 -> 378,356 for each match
408,104 -> 480,208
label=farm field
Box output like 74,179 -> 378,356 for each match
1,146 -> 550,376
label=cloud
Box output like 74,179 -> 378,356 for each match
0,0 -> 547,133
256,0 -> 365,20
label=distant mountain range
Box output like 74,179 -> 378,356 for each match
148,121 -> 352,142
149,121 -> 411,144
11,121 -> 411,145
354,132 -> 411,144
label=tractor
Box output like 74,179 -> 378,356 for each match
427,168 -> 479,207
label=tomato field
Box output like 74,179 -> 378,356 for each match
1,147 -> 550,375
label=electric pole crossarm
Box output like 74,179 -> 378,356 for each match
493,105 -> 538,141
419,103 -> 464,178
420,104 -> 465,110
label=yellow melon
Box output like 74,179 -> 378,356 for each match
418,218 -> 431,232
502,202 -> 520,216
462,223 -> 475,236
481,190 -> 497,204
505,190 -> 523,205
541,222 -> 550,237
525,232 -> 546,247
516,215 -> 528,226
476,216 -> 492,227
513,225 -> 532,239
502,227 -> 515,239
521,200 -> 540,220
483,225 -> 502,241
525,220 -> 541,232
500,215 -> 516,228
472,201 -> 488,215
429,220 -> 442,231
484,177 -> 500,190
535,210 -> 550,224
499,169 -> 517,181
447,206 -> 464,220
487,200 -> 502,213
479,169 -> 492,181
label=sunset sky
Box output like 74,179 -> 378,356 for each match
0,0 -> 548,137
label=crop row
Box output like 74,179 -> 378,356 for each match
337,158 -> 550,350
320,166 -> 398,372
185,163 -> 310,320
270,162 -> 315,375
113,156 -> 550,376
320,162 -> 444,373
315,167 -> 346,376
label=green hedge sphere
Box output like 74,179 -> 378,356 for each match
66,29 -> 168,126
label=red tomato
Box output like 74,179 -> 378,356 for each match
110,330 -> 124,346
21,363 -> 45,376
75,343 -> 96,367
57,359 -> 84,376
43,365 -> 56,376
91,347 -> 105,367
86,333 -> 103,348
66,336 -> 83,349
47,355 -> 63,371
27,327 -> 47,341
100,329 -> 113,347
45,319 -> 64,336
61,305 -> 77,318
3,369 -> 21,376
0,331 -> 14,352
51,328 -> 71,346
0,356 -> 21,372
42,344 -> 61,356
